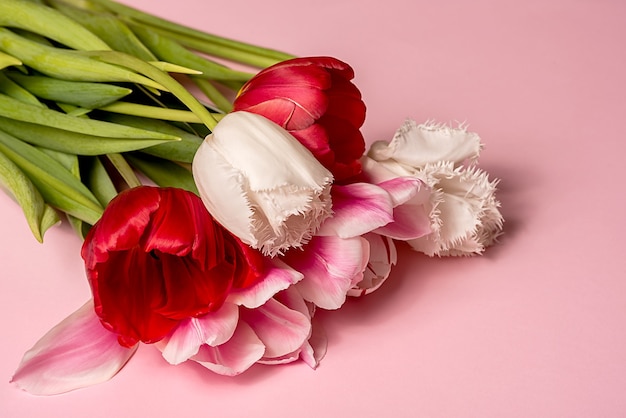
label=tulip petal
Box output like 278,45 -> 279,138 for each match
348,233 -> 397,297
299,316 -> 328,369
11,300 -> 137,395
368,119 -> 482,168
285,236 -> 369,309
240,297 -> 311,358
191,322 -> 265,376
227,259 -> 303,308
157,303 -> 239,365
318,183 -> 394,238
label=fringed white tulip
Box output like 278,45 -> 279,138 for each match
192,111 -> 334,256
368,119 -> 504,256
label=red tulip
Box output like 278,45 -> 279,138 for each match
81,186 -> 264,348
233,56 -> 366,181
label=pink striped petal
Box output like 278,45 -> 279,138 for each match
375,201 -> 432,240
226,259 -> 303,308
240,297 -> 311,358
299,319 -> 328,369
318,183 -> 393,238
11,300 -> 137,395
376,176 -> 423,207
190,322 -> 265,376
157,303 -> 239,365
286,236 -> 369,309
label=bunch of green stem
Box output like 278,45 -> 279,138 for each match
0,0 -> 294,241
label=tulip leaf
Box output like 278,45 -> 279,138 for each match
0,0 -> 110,51
82,156 -> 118,207
7,72 -> 133,108
0,93 -> 180,140
89,0 -> 294,66
0,116 -> 181,155
0,129 -> 103,224
99,102 -> 203,123
101,113 -> 203,163
0,147 -> 60,242
85,50 -> 219,130
130,24 -> 252,82
39,147 -> 88,237
105,153 -> 141,188
0,72 -> 43,106
45,0 -> 157,61
0,51 -> 22,70
0,28 -> 164,90
126,153 -> 198,194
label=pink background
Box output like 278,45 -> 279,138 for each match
2,0 -> 626,416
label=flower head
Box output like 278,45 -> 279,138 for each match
81,186 -> 265,347
192,111 -> 333,256
233,56 -> 366,181
368,120 -> 504,256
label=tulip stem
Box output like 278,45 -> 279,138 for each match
57,0 -> 296,68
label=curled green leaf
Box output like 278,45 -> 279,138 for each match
0,148 -> 60,242
0,129 -> 102,224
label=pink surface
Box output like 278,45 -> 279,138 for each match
2,0 -> 626,416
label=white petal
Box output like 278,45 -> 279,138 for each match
409,162 -> 504,256
368,119 -> 482,168
11,300 -> 137,395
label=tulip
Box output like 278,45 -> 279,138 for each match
81,185 -> 265,347
192,111 -> 333,256
233,56 -> 366,181
368,119 -> 504,256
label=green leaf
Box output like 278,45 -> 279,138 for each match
105,153 -> 141,188
0,50 -> 21,70
86,50 -> 219,130
0,0 -> 110,51
130,24 -> 253,82
46,0 -> 157,61
0,28 -> 164,89
126,153 -> 198,194
7,72 -> 132,108
102,113 -> 202,163
0,93 -> 180,140
0,129 -> 103,224
0,72 -> 43,106
99,101 -> 203,123
0,147 -> 60,242
82,156 -> 118,207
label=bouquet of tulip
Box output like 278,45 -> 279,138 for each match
1,0 -> 504,395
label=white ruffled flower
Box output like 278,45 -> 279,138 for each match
368,119 -> 503,256
192,111 -> 334,256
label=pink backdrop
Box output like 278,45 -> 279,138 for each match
2,0 -> 626,416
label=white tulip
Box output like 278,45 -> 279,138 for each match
192,111 -> 334,256
368,119 -> 503,256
